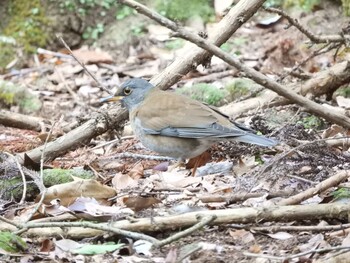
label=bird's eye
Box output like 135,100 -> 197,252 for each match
123,87 -> 132,95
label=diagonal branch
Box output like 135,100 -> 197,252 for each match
19,0 -> 266,163
265,7 -> 350,44
119,0 -> 350,128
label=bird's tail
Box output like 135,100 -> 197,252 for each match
235,133 -> 277,147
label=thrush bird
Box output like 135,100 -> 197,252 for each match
103,78 -> 276,160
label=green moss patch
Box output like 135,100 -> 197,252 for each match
0,80 -> 42,113
177,83 -> 228,106
0,0 -> 49,68
156,0 -> 214,22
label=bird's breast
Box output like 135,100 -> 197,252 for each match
130,116 -> 212,159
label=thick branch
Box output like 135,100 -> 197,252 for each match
0,110 -> 44,132
146,0 -> 267,89
1,203 -> 349,238
221,61 -> 350,117
121,0 -> 350,128
265,7 -> 350,44
19,0 -> 266,162
21,107 -> 127,162
277,170 -> 349,206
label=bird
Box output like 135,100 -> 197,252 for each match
103,78 -> 277,161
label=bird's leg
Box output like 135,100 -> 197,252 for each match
168,158 -> 186,172
190,157 -> 201,177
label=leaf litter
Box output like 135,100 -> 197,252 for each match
1,2 -> 350,262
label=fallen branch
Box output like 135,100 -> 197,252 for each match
198,190 -> 292,204
18,0 -> 265,163
244,223 -> 350,233
4,215 -> 215,248
265,7 -> 350,44
300,61 -> 350,97
245,245 -> 350,262
1,202 -> 350,238
0,110 -> 45,132
148,0 -> 266,89
277,170 -> 349,206
21,107 -> 128,162
220,60 -> 350,117
155,215 -> 216,247
120,0 -> 350,128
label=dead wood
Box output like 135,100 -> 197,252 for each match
0,110 -> 44,132
221,61 -> 350,117
123,0 -> 350,128
1,202 -> 350,238
20,107 -> 128,162
277,170 -> 350,206
18,0 -> 265,163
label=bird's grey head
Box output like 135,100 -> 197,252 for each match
110,78 -> 154,111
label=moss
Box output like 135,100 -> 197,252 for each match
0,168 -> 94,201
0,232 -> 27,253
0,177 -> 36,201
0,80 -> 42,113
342,0 -> 350,15
297,115 -> 324,130
224,78 -> 255,101
177,83 -> 228,106
165,38 -> 185,50
156,0 -> 214,22
335,86 -> 350,97
264,0 -> 320,11
43,168 -> 94,186
0,0 -> 49,68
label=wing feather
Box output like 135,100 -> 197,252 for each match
134,90 -> 247,139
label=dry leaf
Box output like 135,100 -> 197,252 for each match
128,162 -> 144,180
186,151 -> 211,169
39,179 -> 116,206
72,48 -> 113,64
267,232 -> 294,240
112,173 -> 138,191
153,162 -> 169,172
249,244 -> 261,253
233,156 -> 256,176
322,124 -> 344,139
40,239 -> 53,252
165,247 -> 178,263
122,196 -> 161,212
336,96 -> 350,109
229,229 -> 255,244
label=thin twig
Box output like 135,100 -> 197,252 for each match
57,36 -> 112,94
244,223 -> 350,233
245,245 -> 350,261
16,221 -> 160,245
279,42 -> 339,81
0,215 -> 21,229
103,152 -> 175,161
55,68 -> 84,106
258,136 -> 350,176
278,170 -> 349,206
155,215 -> 217,247
264,7 -> 350,44
286,174 -> 317,185
24,121 -> 58,223
118,0 -> 350,128
4,152 -> 27,204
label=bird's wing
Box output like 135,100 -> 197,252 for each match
132,90 -> 248,138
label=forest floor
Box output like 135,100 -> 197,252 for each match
1,1 -> 350,262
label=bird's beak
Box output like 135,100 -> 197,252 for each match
100,95 -> 124,103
